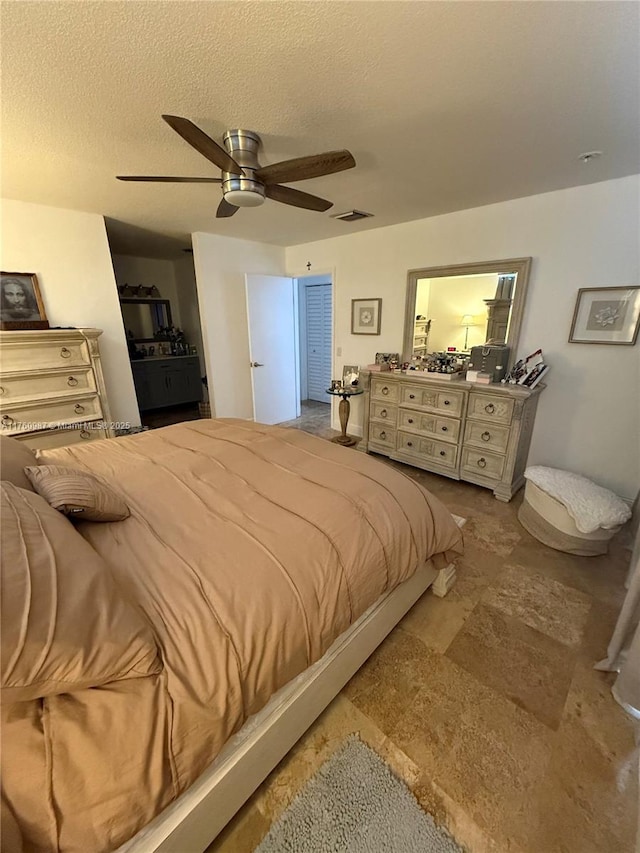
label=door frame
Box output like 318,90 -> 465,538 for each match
295,271 -> 334,404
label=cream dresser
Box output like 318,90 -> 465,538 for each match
360,370 -> 543,501
0,328 -> 115,451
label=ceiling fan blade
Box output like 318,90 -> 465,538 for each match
162,115 -> 243,175
255,150 -> 355,185
265,184 -> 333,212
116,176 -> 222,182
216,198 -> 239,218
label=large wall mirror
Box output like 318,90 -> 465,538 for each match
402,257 -> 532,369
120,298 -> 172,342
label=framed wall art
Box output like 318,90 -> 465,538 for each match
351,298 -> 381,335
569,286 -> 640,345
0,272 -> 49,330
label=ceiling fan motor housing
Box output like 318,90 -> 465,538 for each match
222,129 -> 265,207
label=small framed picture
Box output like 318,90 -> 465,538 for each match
342,364 -> 359,386
569,286 -> 640,345
351,298 -> 382,335
0,272 -> 49,330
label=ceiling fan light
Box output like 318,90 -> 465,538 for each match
224,189 -> 265,208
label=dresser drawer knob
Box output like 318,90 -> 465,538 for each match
380,431 -> 387,440
60,347 -> 71,359
409,393 -> 415,399
441,426 -> 448,432
477,457 -> 487,468
80,429 -> 91,440
408,417 -> 414,424
440,450 -> 446,457
0,386 -> 5,396
443,400 -> 450,406
74,404 -> 85,414
67,376 -> 78,387
407,440 -> 413,447
380,409 -> 387,418
485,403 -> 495,414
381,387 -> 389,396
481,431 -> 491,441
2,414 -> 14,425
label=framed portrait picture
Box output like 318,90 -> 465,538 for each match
351,298 -> 382,335
342,364 -> 359,386
0,272 -> 49,330
569,286 -> 640,345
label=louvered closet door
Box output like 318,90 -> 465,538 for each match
306,284 -> 332,403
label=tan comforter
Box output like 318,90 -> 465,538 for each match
3,419 -> 462,852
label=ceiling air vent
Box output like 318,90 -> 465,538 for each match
331,210 -> 374,222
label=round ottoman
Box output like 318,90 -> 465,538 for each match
518,466 -> 631,556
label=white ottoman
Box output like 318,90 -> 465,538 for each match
518,467 -> 631,556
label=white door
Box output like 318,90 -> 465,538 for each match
246,274 -> 299,424
306,284 -> 332,403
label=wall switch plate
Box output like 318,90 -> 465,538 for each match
337,347 -> 342,356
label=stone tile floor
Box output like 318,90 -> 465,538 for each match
208,405 -> 638,853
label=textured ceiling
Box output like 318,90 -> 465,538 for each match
2,1 -> 639,257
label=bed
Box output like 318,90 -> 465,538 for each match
0,419 -> 463,853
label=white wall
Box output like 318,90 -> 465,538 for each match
191,233 -> 286,419
1,199 -> 140,425
174,254 -> 206,379
286,176 -> 640,500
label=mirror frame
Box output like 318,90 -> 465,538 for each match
120,298 -> 173,343
403,257 -> 532,369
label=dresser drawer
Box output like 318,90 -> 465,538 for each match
400,384 -> 465,417
370,401 -> 397,424
1,394 -> 103,435
468,392 -> 514,425
397,431 -> 458,468
0,339 -> 90,373
369,423 -> 396,449
461,447 -> 505,481
17,424 -> 109,452
398,409 -> 460,444
370,378 -> 399,402
0,368 -> 96,404
463,420 -> 510,454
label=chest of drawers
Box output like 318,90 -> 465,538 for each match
0,329 -> 115,451
361,371 -> 543,501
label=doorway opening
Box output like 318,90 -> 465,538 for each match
296,274 -> 332,434
109,241 -> 208,430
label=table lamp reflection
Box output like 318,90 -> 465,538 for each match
460,314 -> 477,350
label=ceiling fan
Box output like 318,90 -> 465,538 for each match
117,115 -> 356,218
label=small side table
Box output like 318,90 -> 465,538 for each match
326,386 -> 364,446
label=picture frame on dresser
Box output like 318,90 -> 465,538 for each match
568,286 -> 640,345
0,272 -> 49,330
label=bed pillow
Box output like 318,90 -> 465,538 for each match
1,482 -> 160,704
0,436 -> 38,492
24,465 -> 129,522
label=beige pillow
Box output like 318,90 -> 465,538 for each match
24,465 -> 129,522
0,436 -> 39,492
1,483 -> 160,704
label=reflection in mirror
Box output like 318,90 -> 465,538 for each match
120,299 -> 172,342
403,258 -> 531,369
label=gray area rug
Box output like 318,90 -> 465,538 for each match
255,736 -> 464,852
